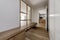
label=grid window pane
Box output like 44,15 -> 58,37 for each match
28,6 -> 30,12
21,13 -> 26,20
21,1 -> 26,13
27,6 -> 31,19
21,21 -> 26,27
27,12 -> 30,19
20,0 -> 31,27
27,21 -> 31,26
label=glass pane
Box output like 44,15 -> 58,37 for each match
27,6 -> 31,19
27,21 -> 31,26
21,21 -> 26,27
21,13 -> 26,20
21,1 -> 26,13
28,12 -> 30,19
28,6 -> 30,12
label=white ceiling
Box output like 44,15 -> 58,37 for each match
23,0 -> 48,8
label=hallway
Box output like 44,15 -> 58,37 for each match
0,0 -> 49,40
26,27 -> 49,40
0,0 -> 60,40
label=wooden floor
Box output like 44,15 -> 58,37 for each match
26,27 -> 49,40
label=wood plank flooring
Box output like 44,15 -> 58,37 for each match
26,27 -> 49,40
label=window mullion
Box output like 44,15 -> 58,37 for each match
26,5 -> 28,26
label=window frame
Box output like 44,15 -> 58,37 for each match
20,0 -> 32,27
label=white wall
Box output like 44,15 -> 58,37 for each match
49,0 -> 55,40
49,0 -> 60,40
0,0 -> 20,32
32,7 -> 47,27
55,0 -> 60,40
32,8 -> 39,27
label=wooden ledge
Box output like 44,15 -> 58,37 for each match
0,27 -> 20,40
0,22 -> 37,40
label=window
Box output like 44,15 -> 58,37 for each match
27,6 -> 31,25
20,0 -> 32,28
27,6 -> 31,19
21,13 -> 26,20
21,1 -> 26,13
